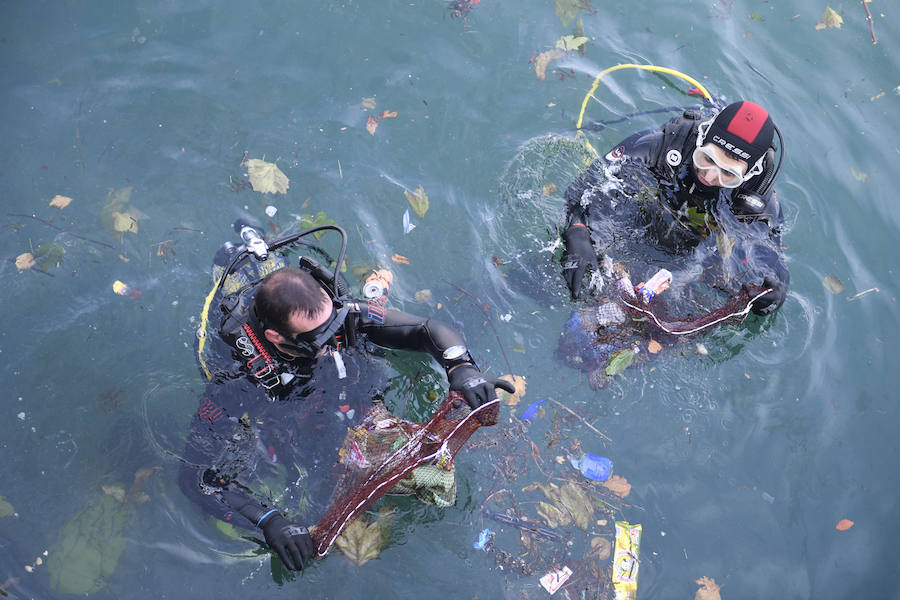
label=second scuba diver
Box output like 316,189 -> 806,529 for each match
180,223 -> 514,572
561,100 -> 789,315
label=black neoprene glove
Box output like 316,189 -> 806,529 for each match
561,224 -> 599,300
259,512 -> 315,571
751,276 -> 786,316
448,364 -> 516,411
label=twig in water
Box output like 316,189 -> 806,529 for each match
548,398 -> 612,443
848,287 -> 879,301
7,213 -> 115,249
861,0 -> 877,44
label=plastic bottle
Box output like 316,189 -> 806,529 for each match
568,453 -> 614,482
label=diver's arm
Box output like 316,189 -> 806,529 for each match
356,307 -> 515,409
357,307 -> 464,362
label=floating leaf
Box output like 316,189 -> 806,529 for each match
15,253 -> 35,271
716,230 -> 736,259
648,340 -> 662,354
49,195 -> 72,209
491,256 -> 506,268
749,12 -> 763,21
534,49 -> 565,81
555,35 -> 588,52
404,185 -> 429,219
414,289 -> 432,303
542,182 -> 558,196
361,97 -> 377,110
605,349 -> 635,376
101,484 -> 127,503
300,212 -> 336,239
246,158 -> 289,194
34,243 -> 65,270
111,211 -> 139,234
391,254 -> 410,265
835,518 -> 854,531
823,274 -> 845,294
850,167 -> 870,183
589,537 -> 611,560
0,496 -> 14,518
601,474 -> 631,498
497,374 -> 526,406
366,115 -> 379,136
380,110 -> 398,119
694,576 -> 722,600
512,343 -> 526,354
815,6 -> 843,30
335,508 -> 393,567
555,0 -> 591,27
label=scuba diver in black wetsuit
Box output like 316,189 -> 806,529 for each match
561,100 -> 789,316
180,223 -> 514,572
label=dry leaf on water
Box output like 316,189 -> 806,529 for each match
414,289 -> 432,303
835,519 -> 854,531
49,195 -> 72,209
694,576 -> 722,600
15,253 -> 35,271
391,254 -> 410,265
335,508 -> 393,567
366,115 -> 379,136
361,97 -> 377,110
380,110 -> 398,119
534,49 -> 565,80
815,6 -> 843,30
497,374 -> 526,406
823,274 -> 845,294
648,340 -> 662,354
246,158 -> 289,194
601,474 -> 631,498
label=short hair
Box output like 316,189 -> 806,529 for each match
254,267 -> 328,335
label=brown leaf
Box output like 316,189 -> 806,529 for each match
835,519 -> 854,531
589,537 -> 611,560
497,374 -> 526,406
491,256 -> 506,268
694,576 -> 722,600
534,48 -> 565,80
601,474 -> 631,498
648,340 -> 662,354
361,97 -> 377,110
380,110 -> 398,119
117,254 -> 131,263
391,254 -> 410,265
366,115 -> 379,136
15,253 -> 35,271
49,194 -> 72,209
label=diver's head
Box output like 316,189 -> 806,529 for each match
255,267 -> 335,357
691,101 -> 775,190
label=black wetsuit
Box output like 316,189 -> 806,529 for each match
564,108 -> 789,313
179,293 -> 467,530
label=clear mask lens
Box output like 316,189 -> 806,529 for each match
692,146 -> 745,188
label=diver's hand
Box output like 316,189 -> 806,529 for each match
562,224 -> 598,300
751,276 -> 786,316
448,364 -> 516,410
259,512 -> 315,571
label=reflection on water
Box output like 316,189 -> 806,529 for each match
2,0 -> 899,598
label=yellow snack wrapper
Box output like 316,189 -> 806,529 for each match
612,521 -> 642,600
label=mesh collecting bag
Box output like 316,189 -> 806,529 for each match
311,391 -> 498,556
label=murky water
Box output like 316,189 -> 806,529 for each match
2,1 -> 899,598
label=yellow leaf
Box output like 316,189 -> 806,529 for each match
648,340 -> 662,354
49,195 -> 72,209
497,374 -> 526,406
15,253 -> 35,271
815,6 -> 843,30
404,185 -> 429,219
366,115 -> 379,136
534,48 -> 565,80
246,158 -> 290,194
111,211 -> 138,234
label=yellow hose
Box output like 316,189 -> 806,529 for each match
196,277 -> 220,380
575,64 -> 712,157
